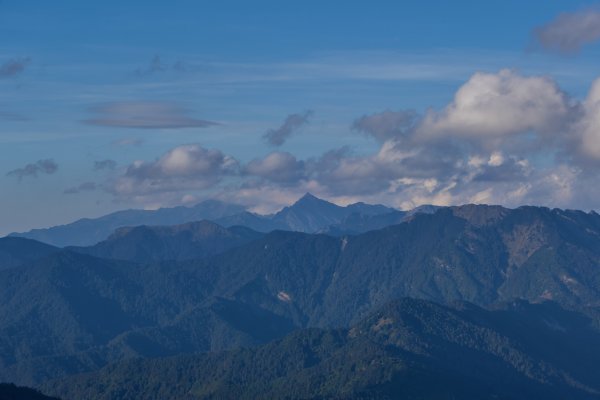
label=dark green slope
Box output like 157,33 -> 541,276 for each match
0,238 -> 58,271
204,230 -> 344,328
317,210 -> 407,235
0,251 -> 294,385
46,298 -> 600,400
215,211 -> 285,232
3,204 -> 600,386
69,220 -> 263,263
196,205 -> 600,328
0,383 -> 59,400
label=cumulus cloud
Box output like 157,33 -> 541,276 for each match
107,70 -> 600,213
110,144 -> 238,199
94,159 -> 117,171
316,71 -> 599,210
245,152 -> 305,184
416,69 -> 574,146
309,143 -> 407,195
469,153 -> 532,183
252,71 -> 599,210
577,77 -> 600,161
352,110 -> 417,142
6,159 -> 58,181
64,182 -> 97,194
84,101 -> 217,129
263,111 -> 313,146
0,57 -> 30,78
533,8 -> 600,54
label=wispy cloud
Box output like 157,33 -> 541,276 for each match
111,138 -> 144,147
0,57 -> 30,78
135,55 -> 166,76
83,101 -> 217,129
110,144 -> 238,199
133,55 -> 187,77
263,111 -> 313,146
94,159 -> 117,171
6,159 -> 58,181
533,8 -> 600,54
64,182 -> 97,194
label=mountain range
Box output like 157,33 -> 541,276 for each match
2,202 -> 600,399
8,199 -> 247,247
9,194 -> 436,247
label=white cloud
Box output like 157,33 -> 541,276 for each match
488,152 -> 504,167
111,144 -> 238,198
417,69 -> 573,144
245,152 -> 305,183
104,70 -> 600,213
578,77 -> 600,160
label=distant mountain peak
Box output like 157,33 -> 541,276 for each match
295,192 -> 325,204
286,193 -> 339,212
284,192 -> 343,212
273,193 -> 345,232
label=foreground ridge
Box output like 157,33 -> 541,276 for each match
45,298 -> 600,400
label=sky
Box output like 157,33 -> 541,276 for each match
2,0 -> 600,235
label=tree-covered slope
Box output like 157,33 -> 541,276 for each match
201,205 -> 600,328
0,238 -> 58,271
46,298 -> 600,400
0,383 -> 60,400
69,221 -> 263,263
0,251 -> 294,385
3,205 -> 600,386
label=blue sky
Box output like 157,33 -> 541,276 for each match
2,0 -> 600,235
